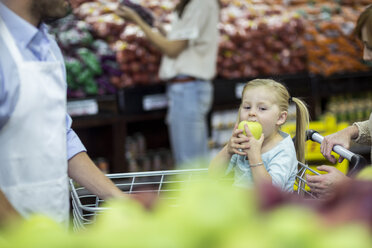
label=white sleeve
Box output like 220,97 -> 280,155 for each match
168,0 -> 214,41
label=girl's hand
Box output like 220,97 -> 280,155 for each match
227,124 -> 250,156
116,5 -> 141,24
242,124 -> 264,159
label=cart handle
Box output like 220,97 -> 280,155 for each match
306,129 -> 368,176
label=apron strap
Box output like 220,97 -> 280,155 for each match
0,16 -> 58,63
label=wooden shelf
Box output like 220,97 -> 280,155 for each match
72,113 -> 127,173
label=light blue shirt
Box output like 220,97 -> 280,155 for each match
226,132 -> 298,192
0,2 -> 86,160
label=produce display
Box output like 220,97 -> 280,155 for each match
70,0 -> 170,88
325,91 -> 372,123
50,14 -> 122,97
113,27 -> 162,87
1,178 -> 372,247
294,3 -> 369,75
73,1 -> 125,40
56,0 -> 371,97
217,4 -> 307,78
120,0 -> 154,27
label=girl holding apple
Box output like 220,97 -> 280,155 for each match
209,79 -> 309,192
116,0 -> 220,167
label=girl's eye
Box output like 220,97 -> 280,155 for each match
244,106 -> 250,109
259,107 -> 266,111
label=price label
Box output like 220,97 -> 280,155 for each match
143,94 -> 168,111
67,99 -> 98,116
235,83 -> 245,99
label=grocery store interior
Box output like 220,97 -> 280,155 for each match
1,0 -> 372,245
59,0 -> 372,173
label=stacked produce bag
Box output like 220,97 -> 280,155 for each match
294,2 -> 369,75
51,14 -> 122,98
218,3 -> 307,78
54,0 -> 371,97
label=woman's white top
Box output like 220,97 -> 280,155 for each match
159,0 -> 220,81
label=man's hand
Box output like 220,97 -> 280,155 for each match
69,152 -> 159,210
129,190 -> 158,210
306,165 -> 351,199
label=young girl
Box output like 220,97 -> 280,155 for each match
209,79 -> 309,192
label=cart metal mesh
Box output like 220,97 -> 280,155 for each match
294,161 -> 320,198
70,165 -> 321,231
70,130 -> 366,231
70,168 -> 210,231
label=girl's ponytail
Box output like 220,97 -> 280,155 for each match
292,97 -> 309,163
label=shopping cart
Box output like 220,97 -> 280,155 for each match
70,130 -> 368,230
70,168 -> 210,231
294,129 -> 368,198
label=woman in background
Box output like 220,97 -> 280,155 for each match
116,0 -> 220,167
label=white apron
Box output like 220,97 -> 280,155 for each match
0,17 -> 69,223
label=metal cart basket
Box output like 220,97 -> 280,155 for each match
70,168 -> 210,231
70,130 -> 368,231
294,130 -> 368,198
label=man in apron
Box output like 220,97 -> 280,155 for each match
0,0 -> 134,225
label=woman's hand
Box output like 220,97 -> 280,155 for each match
227,124 -> 250,156
306,165 -> 351,199
153,19 -> 168,36
320,126 -> 358,164
116,5 -> 141,24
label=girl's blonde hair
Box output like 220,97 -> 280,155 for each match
240,79 -> 309,163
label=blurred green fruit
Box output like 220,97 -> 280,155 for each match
315,224 -> 372,248
264,206 -> 322,248
7,214 -> 69,248
356,166 -> 372,181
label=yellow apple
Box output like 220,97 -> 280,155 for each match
238,121 -> 262,140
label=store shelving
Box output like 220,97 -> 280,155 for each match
71,70 -> 372,172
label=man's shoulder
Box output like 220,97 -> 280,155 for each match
46,32 -> 64,62
46,31 -> 60,50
